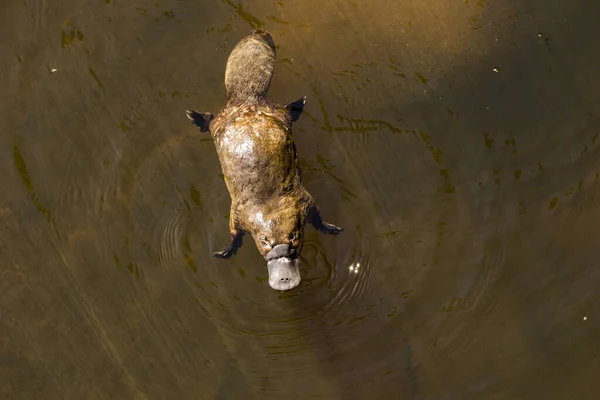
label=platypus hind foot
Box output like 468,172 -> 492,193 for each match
186,110 -> 214,132
285,97 -> 306,122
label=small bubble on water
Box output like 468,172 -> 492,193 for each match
492,66 -> 499,72
583,316 -> 587,321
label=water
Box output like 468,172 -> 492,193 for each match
2,0 -> 600,399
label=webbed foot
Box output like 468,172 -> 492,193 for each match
319,221 -> 343,235
213,248 -> 234,259
285,97 -> 306,122
308,203 -> 343,235
186,110 -> 214,132
212,231 -> 243,259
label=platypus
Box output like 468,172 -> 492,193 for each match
186,29 -> 342,291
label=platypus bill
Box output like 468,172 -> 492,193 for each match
186,29 -> 342,291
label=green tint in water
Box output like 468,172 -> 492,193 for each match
504,134 -> 517,154
483,132 -> 494,148
439,169 -> 455,193
135,6 -> 148,16
335,115 -> 409,135
61,28 -> 84,48
315,154 -> 345,184
266,15 -> 290,25
189,185 -> 203,208
88,68 -> 103,88
414,72 -> 429,84
514,170 -> 522,180
113,255 -> 140,277
442,296 -> 462,312
418,131 -> 443,165
518,201 -> 528,214
126,262 -> 141,278
493,169 -> 501,185
378,231 -> 401,240
13,146 -> 60,238
401,290 -> 413,299
223,0 -> 265,28
183,235 -> 197,272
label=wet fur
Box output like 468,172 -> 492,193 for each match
186,29 -> 342,260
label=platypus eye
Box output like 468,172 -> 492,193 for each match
260,234 -> 269,246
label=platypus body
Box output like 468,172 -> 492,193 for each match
186,29 -> 342,291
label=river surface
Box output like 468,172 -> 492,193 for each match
2,0 -> 600,399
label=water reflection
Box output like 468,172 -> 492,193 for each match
2,0 -> 600,398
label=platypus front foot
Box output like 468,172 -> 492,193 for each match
213,231 -> 243,259
308,203 -> 343,235
213,246 -> 234,259
319,221 -> 343,235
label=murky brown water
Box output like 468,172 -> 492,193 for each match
2,0 -> 600,399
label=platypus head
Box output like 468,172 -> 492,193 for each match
248,208 -> 304,291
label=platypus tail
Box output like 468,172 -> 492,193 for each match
225,29 -> 276,104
